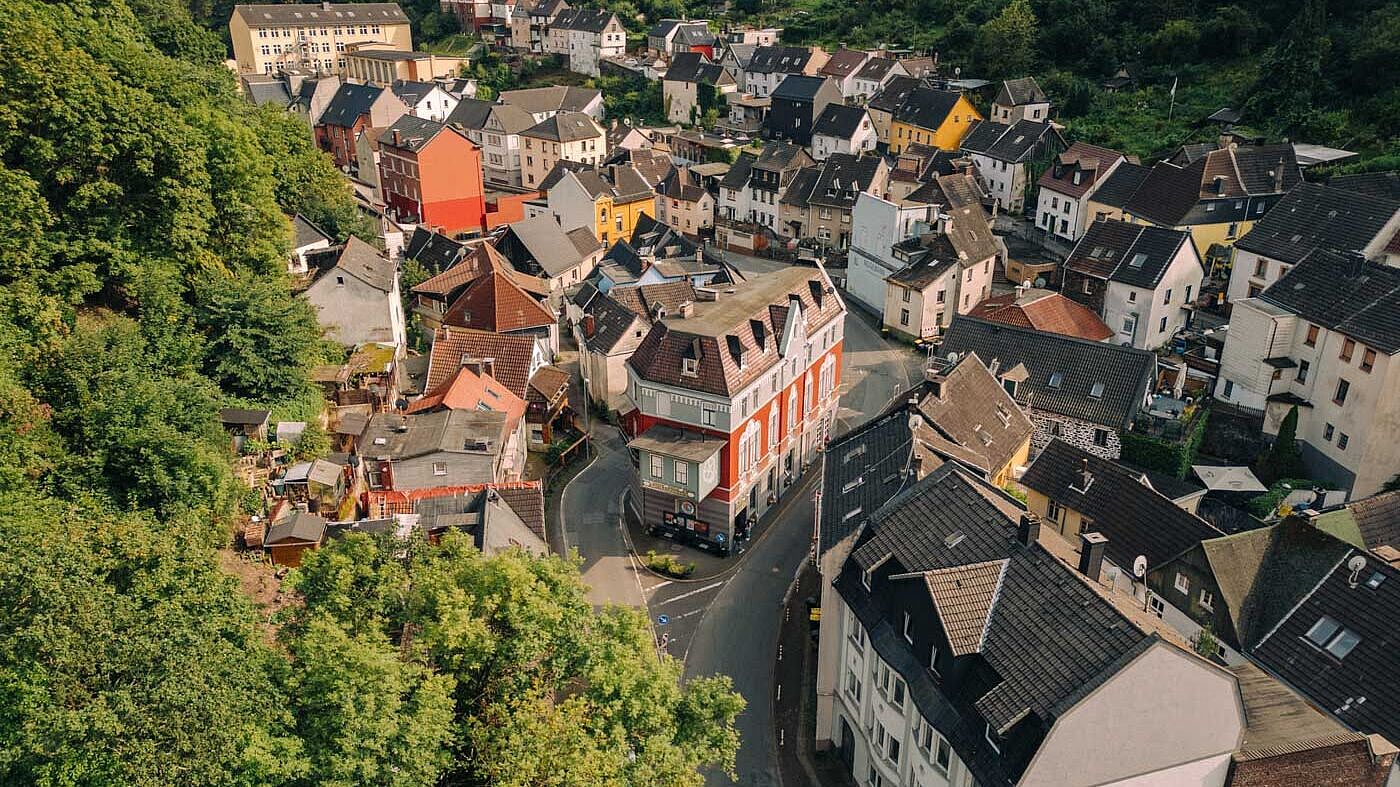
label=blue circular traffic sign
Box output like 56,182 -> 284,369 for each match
715,532 -> 727,543
657,614 -> 670,625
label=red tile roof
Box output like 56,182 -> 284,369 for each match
407,365 -> 527,431
526,365 -> 570,406
442,270 -> 555,334
425,327 -> 537,398
969,289 -> 1114,342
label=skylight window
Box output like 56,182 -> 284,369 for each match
1128,252 -> 1148,268
1089,382 -> 1105,399
1048,372 -> 1064,389
1305,615 -> 1361,658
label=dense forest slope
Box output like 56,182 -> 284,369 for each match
0,2 -> 741,784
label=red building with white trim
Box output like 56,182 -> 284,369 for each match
623,266 -> 846,554
378,114 -> 487,238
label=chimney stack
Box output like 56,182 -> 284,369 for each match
392,129 -> 401,146
1078,532 -> 1108,579
582,314 -> 596,336
1273,159 -> 1285,192
1017,512 -> 1041,547
1078,458 -> 1092,490
677,301 -> 694,318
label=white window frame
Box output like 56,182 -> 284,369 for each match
1174,572 -> 1190,594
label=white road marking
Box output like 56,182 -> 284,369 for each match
673,607 -> 707,620
653,580 -> 726,607
644,579 -> 672,592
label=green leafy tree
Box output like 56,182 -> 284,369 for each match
287,534 -> 746,786
977,0 -> 1038,78
0,496 -> 306,785
194,272 -> 324,403
1245,0 -> 1331,136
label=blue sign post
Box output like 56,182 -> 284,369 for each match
657,614 -> 670,626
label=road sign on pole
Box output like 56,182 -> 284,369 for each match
656,614 -> 670,625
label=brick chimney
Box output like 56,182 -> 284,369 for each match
582,314 -> 596,336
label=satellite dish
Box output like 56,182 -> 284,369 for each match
1346,554 -> 1368,587
1132,555 -> 1147,579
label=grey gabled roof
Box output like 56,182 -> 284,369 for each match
381,114 -> 449,153
937,317 -> 1156,430
817,405 -> 916,556
959,118 -> 1059,163
853,56 -> 900,82
1021,439 -> 1224,570
1252,548 -> 1400,744
1259,250 -> 1400,354
838,463 -> 1157,786
744,45 -> 813,74
1065,218 -> 1198,290
312,235 -> 394,292
718,151 -> 756,190
445,97 -> 495,131
499,85 -> 602,115
1089,162 -> 1151,209
811,103 -> 868,139
318,82 -> 384,128
522,111 -> 602,143
390,79 -> 438,105
993,77 -> 1046,107
291,214 -> 332,248
893,86 -> 963,131
868,75 -> 921,113
551,7 -> 617,33
663,52 -> 725,84
244,78 -> 292,107
771,74 -> 831,102
1235,182 -> 1400,266
266,509 -> 327,545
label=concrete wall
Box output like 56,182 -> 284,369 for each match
1019,641 -> 1242,787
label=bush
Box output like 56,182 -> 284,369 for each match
1246,477 -> 1336,519
643,550 -> 696,578
1120,405 -> 1210,478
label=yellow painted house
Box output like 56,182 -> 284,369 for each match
1122,143 -> 1302,268
889,87 -> 981,154
546,164 -> 657,246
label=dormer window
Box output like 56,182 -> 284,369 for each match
682,357 -> 698,376
1072,170 -> 1082,186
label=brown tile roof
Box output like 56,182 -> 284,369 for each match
969,289 -> 1114,342
627,267 -> 845,396
425,327 -> 538,398
607,281 -> 697,318
494,484 -> 546,540
923,559 -> 1008,656
526,364 -> 570,405
442,270 -> 555,334
413,242 -> 511,297
1036,141 -> 1126,199
1125,144 -> 1302,226
407,365 -> 527,432
1349,489 -> 1400,551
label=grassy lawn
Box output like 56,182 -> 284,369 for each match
419,34 -> 484,57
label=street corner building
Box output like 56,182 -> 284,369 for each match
621,266 -> 847,554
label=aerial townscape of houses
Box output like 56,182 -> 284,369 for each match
229,3 -> 1400,785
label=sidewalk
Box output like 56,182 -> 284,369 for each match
624,470 -> 820,582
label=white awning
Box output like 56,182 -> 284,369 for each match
1191,465 -> 1267,493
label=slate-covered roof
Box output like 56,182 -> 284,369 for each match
1252,548 -> 1400,744
381,114 -> 449,153
1021,439 -> 1223,570
771,74 -> 831,102
291,214 -> 332,248
1328,171 -> 1400,201
551,7 -> 616,32
390,79 -> 439,106
244,77 -> 292,107
582,292 -> 647,355
1235,181 -> 1400,265
959,119 -> 1059,163
311,236 -> 394,292
359,409 -> 508,463
1065,218 -> 1197,290
992,77 -> 1046,107
1125,144 -> 1302,226
1087,162 -> 1149,209
499,85 -> 602,115
969,289 -> 1113,342
627,267 -> 844,396
445,97 -> 495,131
498,214 -> 596,278
811,104 -> 869,140
853,56 -> 901,83
319,82 -> 385,128
867,75 -> 920,113
839,463 -> 1160,785
906,171 -> 986,209
1259,250 -> 1400,354
441,271 -> 555,334
425,327 -> 537,397
817,407 -> 917,556
522,111 -> 604,143
234,3 -> 408,26
405,229 -> 467,276
663,52 -> 726,84
718,151 -> 756,190
1036,141 -> 1124,198
752,139 -> 809,173
936,316 -> 1156,429
892,86 -> 964,131
745,45 -> 814,74
567,164 -> 655,203
607,280 -> 697,319
782,153 -> 883,211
